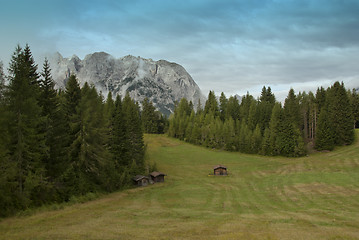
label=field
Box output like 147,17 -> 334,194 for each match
1,132 -> 359,239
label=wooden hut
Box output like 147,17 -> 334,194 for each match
150,171 -> 166,183
213,165 -> 227,175
132,175 -> 150,186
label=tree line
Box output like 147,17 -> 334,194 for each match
0,45 -> 165,217
169,84 -> 358,156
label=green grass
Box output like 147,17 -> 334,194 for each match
1,131 -> 359,239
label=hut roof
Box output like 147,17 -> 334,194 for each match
213,164 -> 227,170
132,175 -> 149,181
150,171 -> 166,177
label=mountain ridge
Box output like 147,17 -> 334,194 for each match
48,52 -> 205,115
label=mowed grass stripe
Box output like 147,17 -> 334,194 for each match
1,131 -> 359,239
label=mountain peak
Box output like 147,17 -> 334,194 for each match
48,52 -> 204,115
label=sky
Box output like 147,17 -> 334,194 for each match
1,0 -> 359,101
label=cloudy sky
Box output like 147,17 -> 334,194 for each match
1,0 -> 359,100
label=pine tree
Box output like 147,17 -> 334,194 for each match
6,44 -> 47,207
219,92 -> 228,121
0,61 -> 5,100
38,59 -> 59,178
122,93 -> 145,175
284,88 -> 301,128
258,86 -> 275,132
239,92 -> 255,125
0,61 -> 19,216
62,74 -> 82,196
141,97 -> 158,133
326,82 -> 354,145
315,107 -> 335,150
226,96 -> 240,120
250,125 -> 262,154
268,103 -> 282,155
204,91 -> 219,117
110,95 -> 127,168
247,100 -> 258,131
350,89 -> 359,128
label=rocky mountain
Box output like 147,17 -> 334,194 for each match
48,52 -> 204,115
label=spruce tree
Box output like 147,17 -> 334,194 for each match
122,93 -> 145,175
219,92 -> 228,121
226,96 -> 240,120
38,59 -> 59,177
315,107 -> 335,150
204,91 -> 219,117
111,95 -> 127,168
326,82 -> 354,145
350,89 -> 359,128
141,97 -> 158,133
284,88 -> 301,128
62,74 -> 82,196
6,44 -> 47,207
258,86 -> 275,132
268,103 -> 282,155
0,61 -> 5,100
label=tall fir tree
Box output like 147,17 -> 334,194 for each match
6,44 -> 47,207
38,58 -> 59,177
257,86 -> 275,133
141,97 -> 158,133
204,91 -> 219,117
315,107 -> 335,150
122,93 -> 145,176
219,92 -> 228,121
326,82 -> 354,145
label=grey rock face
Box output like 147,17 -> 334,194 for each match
48,52 -> 204,115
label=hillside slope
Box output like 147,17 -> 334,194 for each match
1,131 -> 359,239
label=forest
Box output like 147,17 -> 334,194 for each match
0,44 -> 358,217
0,45 -> 165,216
168,84 -> 359,157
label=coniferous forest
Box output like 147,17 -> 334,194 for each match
0,45 -> 358,217
169,85 -> 359,157
0,45 -> 165,217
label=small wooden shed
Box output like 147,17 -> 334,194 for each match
150,171 -> 166,183
132,175 -> 150,186
213,165 -> 227,175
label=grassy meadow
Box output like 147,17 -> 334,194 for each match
1,131 -> 359,239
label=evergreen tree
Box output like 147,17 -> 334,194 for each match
261,127 -> 271,155
226,96 -> 240,120
284,89 -> 301,128
141,97 -> 158,133
0,61 -> 19,216
0,61 -> 5,100
268,103 -> 282,155
258,86 -> 275,132
315,87 -> 326,114
327,82 -> 354,145
350,89 -> 359,128
315,107 -> 335,150
110,95 -> 126,167
62,74 -> 82,196
250,125 -> 262,153
247,100 -> 258,131
204,91 -> 219,117
6,44 -> 47,208
122,93 -> 145,175
219,92 -> 228,121
38,59 -> 59,178
239,92 -> 255,124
